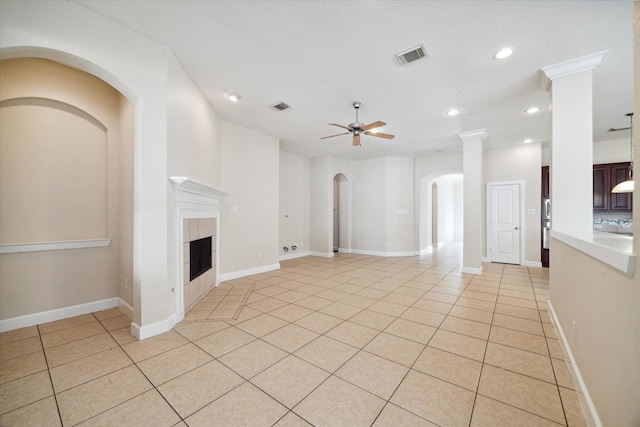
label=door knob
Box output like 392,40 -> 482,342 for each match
515,227 -> 519,230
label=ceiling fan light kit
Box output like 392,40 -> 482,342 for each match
321,102 -> 395,146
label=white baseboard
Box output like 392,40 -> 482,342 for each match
131,312 -> 177,341
420,246 -> 434,255
279,250 -> 311,261
310,251 -> 335,258
0,297 -> 123,332
548,301 -> 601,427
347,249 -> 419,257
523,260 -> 543,268
481,258 -> 543,268
218,263 -> 281,282
117,298 -> 134,319
462,265 -> 483,275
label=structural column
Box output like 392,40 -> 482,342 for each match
541,51 -> 606,233
459,129 -> 486,274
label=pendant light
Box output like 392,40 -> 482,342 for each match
611,112 -> 634,193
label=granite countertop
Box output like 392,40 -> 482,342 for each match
593,219 -> 633,236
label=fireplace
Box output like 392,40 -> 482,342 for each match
170,176 -> 228,321
190,236 -> 212,281
183,217 -> 216,312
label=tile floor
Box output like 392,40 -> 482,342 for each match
0,244 -> 587,426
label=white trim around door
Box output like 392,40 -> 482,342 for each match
486,181 -> 525,265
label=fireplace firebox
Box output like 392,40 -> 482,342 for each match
190,236 -> 212,281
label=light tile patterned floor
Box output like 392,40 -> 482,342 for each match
0,244 -> 587,426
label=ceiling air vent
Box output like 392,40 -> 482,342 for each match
270,101 -> 291,111
396,44 -> 428,65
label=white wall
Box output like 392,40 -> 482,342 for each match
350,158 -> 387,253
167,55 -> 222,187
453,181 -> 463,241
543,137 -> 631,167
385,158 -> 416,254
484,143 -> 542,265
279,151 -> 310,257
593,137 -> 632,164
220,122 -> 279,275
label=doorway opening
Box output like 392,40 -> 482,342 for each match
333,173 -> 348,252
419,174 -> 463,253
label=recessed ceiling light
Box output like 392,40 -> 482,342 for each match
524,138 -> 533,144
226,93 -> 241,102
494,47 -> 513,60
447,109 -> 459,116
525,107 -> 540,114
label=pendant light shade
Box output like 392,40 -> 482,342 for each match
611,179 -> 634,193
611,112 -> 634,194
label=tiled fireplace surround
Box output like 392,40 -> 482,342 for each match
182,217 -> 217,312
170,176 -> 227,322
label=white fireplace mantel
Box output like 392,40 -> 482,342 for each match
169,176 -> 229,207
169,176 -> 228,324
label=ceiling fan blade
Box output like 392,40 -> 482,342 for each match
329,123 -> 352,131
365,131 -> 395,140
362,121 -> 386,131
321,132 -> 350,139
353,134 -> 361,146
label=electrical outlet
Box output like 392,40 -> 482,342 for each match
257,252 -> 262,260
124,278 -> 128,289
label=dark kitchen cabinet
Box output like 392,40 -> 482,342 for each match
610,163 -> 632,210
542,166 -> 550,199
593,165 -> 609,210
593,162 -> 632,211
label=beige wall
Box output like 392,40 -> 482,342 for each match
550,240 -> 639,425
279,151 -> 310,257
220,121 -> 279,275
484,143 -> 543,265
0,58 -> 134,319
384,157 -> 416,254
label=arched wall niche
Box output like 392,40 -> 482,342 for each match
0,47 -> 140,331
0,46 -> 138,104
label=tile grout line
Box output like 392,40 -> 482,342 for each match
36,322 -> 65,427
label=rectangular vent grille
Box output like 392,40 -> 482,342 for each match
396,44 -> 428,65
270,101 -> 290,111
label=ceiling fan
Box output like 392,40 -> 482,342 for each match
321,102 -> 395,146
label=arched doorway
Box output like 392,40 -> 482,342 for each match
333,173 -> 349,252
418,173 -> 463,253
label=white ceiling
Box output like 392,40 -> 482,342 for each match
76,0 -> 634,161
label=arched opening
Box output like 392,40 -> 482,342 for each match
432,182 -> 438,245
419,173 -> 463,253
333,173 -> 349,252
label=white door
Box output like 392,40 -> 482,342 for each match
490,184 -> 521,264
